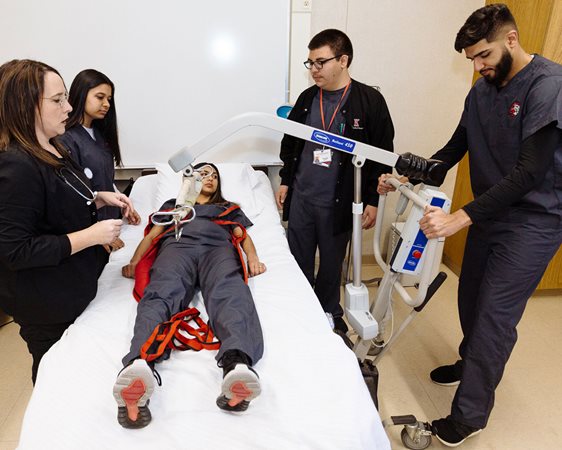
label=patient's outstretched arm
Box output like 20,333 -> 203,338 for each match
122,225 -> 165,278
237,226 -> 266,277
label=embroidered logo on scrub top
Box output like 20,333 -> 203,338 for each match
508,101 -> 521,118
352,118 -> 363,129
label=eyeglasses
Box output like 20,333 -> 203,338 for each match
303,55 -> 342,70
43,92 -> 69,108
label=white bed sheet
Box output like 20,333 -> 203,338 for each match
18,165 -> 390,450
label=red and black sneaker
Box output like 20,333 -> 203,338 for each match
216,363 -> 261,412
216,350 -> 260,412
113,359 -> 159,428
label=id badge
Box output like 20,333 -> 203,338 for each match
313,148 -> 332,168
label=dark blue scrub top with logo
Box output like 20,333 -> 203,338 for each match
460,55 -> 562,218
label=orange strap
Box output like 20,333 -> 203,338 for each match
133,217 -> 175,301
212,204 -> 249,284
217,224 -> 247,283
140,307 -> 220,362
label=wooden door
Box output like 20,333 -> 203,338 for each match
442,0 -> 562,290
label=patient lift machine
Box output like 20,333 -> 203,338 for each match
168,112 -> 449,449
169,112 -> 446,339
355,180 -> 450,360
359,178 -> 450,449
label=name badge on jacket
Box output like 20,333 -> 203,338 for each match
313,148 -> 332,168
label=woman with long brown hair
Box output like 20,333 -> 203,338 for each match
0,59 -> 138,383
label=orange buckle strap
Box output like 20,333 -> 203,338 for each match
169,309 -> 220,351
140,307 -> 221,362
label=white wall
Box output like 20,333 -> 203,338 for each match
0,0 -> 290,168
290,0 -> 313,103
300,0 -> 484,257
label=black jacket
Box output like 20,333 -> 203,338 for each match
279,79 -> 394,234
0,146 -> 103,324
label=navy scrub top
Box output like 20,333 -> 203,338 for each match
58,125 -> 120,220
461,55 -> 562,219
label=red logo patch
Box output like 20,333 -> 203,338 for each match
509,101 -> 521,117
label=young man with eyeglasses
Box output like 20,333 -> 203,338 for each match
276,29 -> 394,334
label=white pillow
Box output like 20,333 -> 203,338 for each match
154,162 -> 263,220
129,173 -> 158,217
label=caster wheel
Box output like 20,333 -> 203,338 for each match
401,427 -> 432,449
367,339 -> 384,356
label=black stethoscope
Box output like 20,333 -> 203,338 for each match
56,166 -> 98,206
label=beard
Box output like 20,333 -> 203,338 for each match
481,48 -> 513,87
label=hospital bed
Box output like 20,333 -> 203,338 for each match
18,162 -> 391,450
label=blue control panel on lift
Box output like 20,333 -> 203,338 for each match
389,188 -> 450,276
400,196 -> 445,272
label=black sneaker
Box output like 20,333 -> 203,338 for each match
432,416 -> 482,447
113,359 -> 161,429
216,350 -> 261,412
430,361 -> 462,386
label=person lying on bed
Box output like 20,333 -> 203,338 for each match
114,162 -> 266,429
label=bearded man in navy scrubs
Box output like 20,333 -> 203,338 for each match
380,3 -> 562,447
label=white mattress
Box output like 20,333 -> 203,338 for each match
18,164 -> 390,450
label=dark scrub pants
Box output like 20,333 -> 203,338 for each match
123,239 -> 263,367
452,211 -> 562,429
287,191 -> 351,319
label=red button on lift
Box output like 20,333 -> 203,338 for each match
412,250 -> 422,259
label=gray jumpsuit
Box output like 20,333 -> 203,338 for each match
123,201 -> 264,367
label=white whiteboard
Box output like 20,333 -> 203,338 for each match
0,0 -> 289,167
